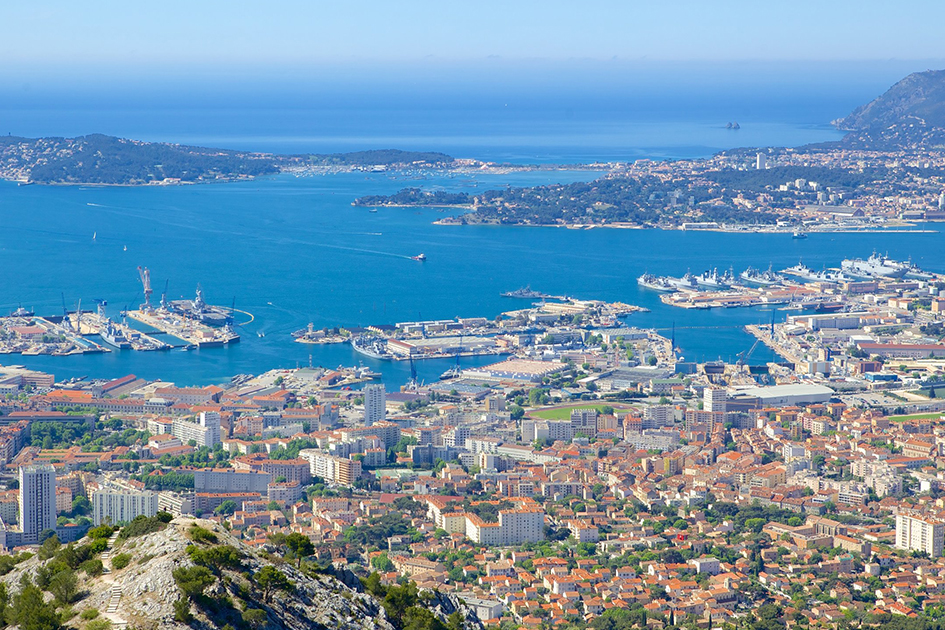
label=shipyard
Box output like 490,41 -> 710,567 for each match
0,268 -> 241,356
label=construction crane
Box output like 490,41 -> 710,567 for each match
137,266 -> 153,310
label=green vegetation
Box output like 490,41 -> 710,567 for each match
528,404 -> 627,420
355,188 -> 469,207
116,512 -> 173,541
110,553 -> 131,570
889,412 -> 944,422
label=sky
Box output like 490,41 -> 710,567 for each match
2,0 -> 944,69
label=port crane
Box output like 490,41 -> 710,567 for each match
137,266 -> 153,311
159,279 -> 169,311
120,293 -> 139,325
61,293 -> 71,331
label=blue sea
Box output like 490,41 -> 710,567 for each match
0,69 -> 938,386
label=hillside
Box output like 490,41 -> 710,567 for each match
830,69 -> 945,149
0,135 -> 456,185
834,69 -> 945,131
0,515 -> 479,630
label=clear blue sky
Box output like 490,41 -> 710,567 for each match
2,0 -> 944,68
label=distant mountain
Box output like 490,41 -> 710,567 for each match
831,69 -> 945,149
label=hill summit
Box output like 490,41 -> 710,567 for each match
0,515 -> 479,630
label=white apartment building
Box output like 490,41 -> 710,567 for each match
172,411 -> 221,448
704,388 -> 727,413
364,384 -> 386,427
896,510 -> 945,556
465,509 -> 544,545
19,465 -> 57,541
92,488 -> 159,525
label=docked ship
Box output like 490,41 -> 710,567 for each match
351,335 -> 390,360
668,272 -> 700,291
169,285 -> 233,327
694,268 -> 734,289
9,306 -> 33,318
98,320 -> 132,349
637,273 -> 677,292
440,365 -> 463,380
841,252 -> 912,280
782,261 -> 851,283
792,230 -> 807,239
740,265 -> 785,286
502,286 -> 553,299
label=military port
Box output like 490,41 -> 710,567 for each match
0,267 -> 241,356
640,252 -> 944,311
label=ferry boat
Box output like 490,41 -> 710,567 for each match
740,265 -> 785,286
841,252 -> 911,279
411,253 -> 427,262
637,273 -> 677,292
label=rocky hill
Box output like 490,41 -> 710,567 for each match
830,69 -> 945,149
0,515 -> 480,630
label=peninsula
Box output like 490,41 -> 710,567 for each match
356,69 -> 945,231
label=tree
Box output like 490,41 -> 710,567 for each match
256,565 -> 292,603
38,536 -> 60,560
48,570 -> 78,604
214,500 -> 238,516
8,581 -> 61,630
173,598 -> 192,623
285,532 -> 315,568
242,609 -> 268,630
372,552 -> 395,572
173,565 -> 215,600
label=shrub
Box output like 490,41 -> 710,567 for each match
187,525 -> 218,544
80,559 -> 104,577
80,609 -> 100,620
173,565 -> 215,600
117,515 -> 168,541
87,525 -> 115,540
173,598 -> 192,623
86,618 -> 112,630
110,553 -> 132,570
